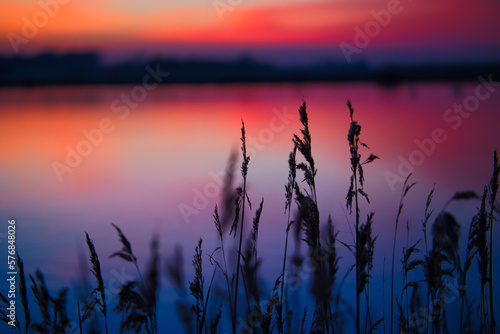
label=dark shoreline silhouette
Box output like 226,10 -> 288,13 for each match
1,52 -> 500,87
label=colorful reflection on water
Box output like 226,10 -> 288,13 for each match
0,83 -> 498,332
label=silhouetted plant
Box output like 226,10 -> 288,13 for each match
345,99 -> 378,334
325,216 -> 340,332
111,226 -> 160,334
421,190 -> 478,334
29,270 -> 51,333
85,232 -> 108,334
52,288 -> 70,332
400,238 -> 423,334
4,99 -> 500,334
357,212 -> 380,334
261,281 -> 280,334
251,199 -> 264,263
17,253 -> 30,334
232,120 -> 252,334
279,144 -> 297,334
420,186 -> 435,334
292,101 -> 334,333
295,185 -> 320,251
211,204 -> 234,332
111,223 -> 143,282
488,150 -> 499,334
143,236 -> 160,334
28,269 -> 70,333
243,199 -> 265,325
474,188 -> 490,334
166,245 -> 193,334
390,173 -> 415,334
426,212 -> 459,334
190,238 -> 204,334
300,306 -> 308,334
293,100 -> 317,201
210,304 -> 222,334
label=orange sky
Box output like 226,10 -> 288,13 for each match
1,0 -> 500,63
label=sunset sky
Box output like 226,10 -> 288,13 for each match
1,0 -> 500,65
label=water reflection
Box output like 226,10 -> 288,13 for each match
0,83 -> 498,332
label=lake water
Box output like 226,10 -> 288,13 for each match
0,82 -> 499,332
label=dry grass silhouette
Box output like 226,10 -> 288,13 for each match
0,101 -> 498,334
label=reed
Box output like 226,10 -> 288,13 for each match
230,120 -> 252,334
400,238 -> 423,333
85,232 -> 108,334
211,204 -> 234,332
190,238 -> 204,334
16,253 -> 30,334
293,100 -> 318,204
421,186 -> 435,334
390,174 -> 415,334
29,270 -> 51,333
488,150 -> 499,334
421,191 -> 478,334
210,304 -> 222,334
278,144 -> 297,334
293,101 -> 334,333
52,287 -> 70,332
6,99 -> 500,334
110,225 -> 160,334
27,269 -> 70,333
357,212 -> 378,333
460,188 -> 486,333
166,245 -> 193,333
111,223 -> 143,282
345,99 -> 378,334
326,215 -> 340,332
